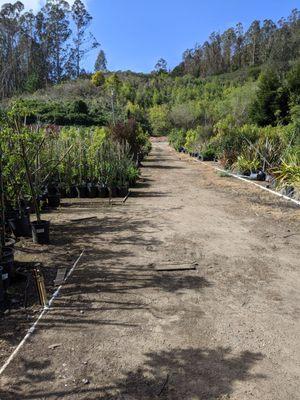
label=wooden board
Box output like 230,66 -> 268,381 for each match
154,262 -> 198,272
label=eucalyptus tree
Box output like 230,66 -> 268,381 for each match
221,28 -> 236,72
0,1 -> 24,98
69,0 -> 99,78
154,58 -> 168,74
41,0 -> 71,83
245,20 -> 261,66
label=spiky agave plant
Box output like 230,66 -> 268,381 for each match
273,152 -> 300,191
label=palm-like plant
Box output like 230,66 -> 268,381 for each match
273,152 -> 300,191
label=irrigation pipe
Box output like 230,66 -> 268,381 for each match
190,158 -> 300,207
0,249 -> 85,376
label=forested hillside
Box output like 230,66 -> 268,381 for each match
173,9 -> 300,77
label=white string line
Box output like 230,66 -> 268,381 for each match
0,249 -> 85,376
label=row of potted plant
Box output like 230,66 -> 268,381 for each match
176,145 -> 300,197
0,106 -> 151,308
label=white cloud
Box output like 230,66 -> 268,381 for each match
0,0 -> 87,12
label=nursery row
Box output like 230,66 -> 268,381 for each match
0,105 -> 151,311
170,121 -> 300,199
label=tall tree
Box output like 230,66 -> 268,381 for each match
70,0 -> 99,78
154,58 -> 168,73
221,28 -> 236,72
260,19 -> 276,63
95,50 -> 107,72
250,69 -> 282,126
245,20 -> 261,66
42,0 -> 71,83
0,1 -> 24,97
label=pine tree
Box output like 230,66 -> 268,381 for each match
95,50 -> 108,72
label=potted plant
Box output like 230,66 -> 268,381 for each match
8,104 -> 50,244
234,154 -> 260,177
273,153 -> 300,197
0,137 -> 15,285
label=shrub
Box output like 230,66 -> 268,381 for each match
91,71 -> 105,87
168,128 -> 186,151
148,104 -> 170,136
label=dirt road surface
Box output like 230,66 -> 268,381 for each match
1,142 -> 299,400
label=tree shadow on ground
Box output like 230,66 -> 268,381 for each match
146,164 -> 183,170
0,210 -> 164,347
105,347 -> 266,400
0,346 -> 265,400
30,262 -> 211,332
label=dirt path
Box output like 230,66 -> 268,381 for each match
1,142 -> 299,400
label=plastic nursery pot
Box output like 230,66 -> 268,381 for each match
76,185 -> 88,198
47,184 -> 59,196
87,185 -> 99,198
98,186 -> 109,198
1,247 -> 15,284
31,220 -> 50,245
59,187 -> 67,198
0,265 -> 6,310
108,187 -> 118,198
47,194 -> 61,208
8,214 -> 32,238
257,171 -> 266,181
67,186 -> 78,198
0,264 -> 9,313
202,155 -> 215,161
117,185 -> 129,198
129,179 -> 137,188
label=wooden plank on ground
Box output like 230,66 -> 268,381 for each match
153,262 -> 198,272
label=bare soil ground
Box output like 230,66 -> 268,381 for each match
0,142 -> 299,400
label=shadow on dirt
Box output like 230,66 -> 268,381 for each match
0,347 -> 265,400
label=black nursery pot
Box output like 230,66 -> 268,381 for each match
257,171 -> 266,181
1,247 -> 15,284
0,264 -> 10,312
0,265 -> 6,309
59,187 -> 67,198
67,185 -> 78,198
76,185 -> 88,198
31,220 -> 50,245
98,186 -> 109,198
87,185 -> 99,198
117,185 -> 129,198
47,194 -> 61,208
8,214 -> 32,238
108,187 -> 118,198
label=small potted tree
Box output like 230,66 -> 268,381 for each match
9,102 -> 50,244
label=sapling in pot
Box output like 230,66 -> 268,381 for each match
0,140 -> 14,288
9,105 -> 50,245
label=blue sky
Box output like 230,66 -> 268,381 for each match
1,0 -> 299,72
85,0 -> 299,72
